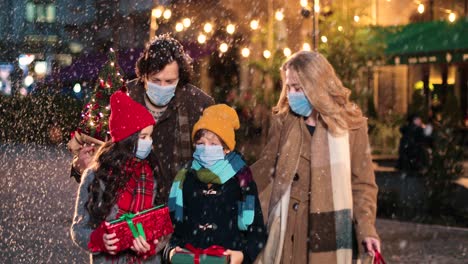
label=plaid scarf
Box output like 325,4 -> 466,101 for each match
116,158 -> 154,217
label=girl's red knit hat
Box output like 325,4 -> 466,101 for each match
109,91 -> 155,142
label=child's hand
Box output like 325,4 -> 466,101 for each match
75,144 -> 95,173
224,249 -> 243,264
130,236 -> 151,254
169,246 -> 183,261
102,232 -> 119,255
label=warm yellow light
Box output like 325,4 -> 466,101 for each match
314,3 -> 320,13
338,26 -> 343,31
182,18 -> 191,28
163,9 -> 171,19
219,43 -> 228,53
302,43 -> 311,51
417,4 -> 424,14
241,48 -> 250,58
250,20 -> 259,30
354,15 -> 360,22
175,23 -> 184,32
226,24 -> 235,34
204,23 -> 213,33
197,34 -> 206,44
448,12 -> 456,22
283,47 -> 292,57
263,50 -> 271,59
152,7 -> 163,18
300,0 -> 308,8
321,36 -> 328,43
275,10 -> 284,21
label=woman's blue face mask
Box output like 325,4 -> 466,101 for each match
287,91 -> 313,117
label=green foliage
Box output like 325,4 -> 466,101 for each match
77,49 -> 124,141
318,4 -> 385,91
441,91 -> 462,127
423,122 -> 464,215
368,113 -> 405,155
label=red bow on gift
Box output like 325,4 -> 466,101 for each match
184,244 -> 226,264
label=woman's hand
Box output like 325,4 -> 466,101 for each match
102,233 -> 119,255
130,236 -> 151,254
362,237 -> 381,256
224,249 -> 243,264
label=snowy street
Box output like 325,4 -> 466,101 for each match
0,144 -> 467,263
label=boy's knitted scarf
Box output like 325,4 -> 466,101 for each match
168,152 -> 255,230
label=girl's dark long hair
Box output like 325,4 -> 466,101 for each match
85,132 -> 138,228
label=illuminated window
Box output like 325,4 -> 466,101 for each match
25,2 -> 56,23
46,4 -> 56,23
26,2 -> 35,22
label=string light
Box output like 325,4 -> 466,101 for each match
241,48 -> 250,57
152,7 -> 163,18
275,10 -> 284,21
182,18 -> 191,28
417,4 -> 424,14
283,47 -> 292,57
448,12 -> 456,22
338,26 -> 343,32
175,22 -> 184,32
263,50 -> 271,59
354,15 -> 360,22
303,43 -> 311,51
163,9 -> 171,19
226,24 -> 236,34
219,43 -> 228,53
250,20 -> 259,30
321,36 -> 328,43
300,0 -> 308,8
197,34 -> 207,44
314,3 -> 320,13
204,23 -> 213,33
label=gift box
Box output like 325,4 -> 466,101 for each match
171,244 -> 229,264
104,205 -> 174,252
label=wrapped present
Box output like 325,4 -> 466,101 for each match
104,205 -> 174,252
171,244 -> 229,264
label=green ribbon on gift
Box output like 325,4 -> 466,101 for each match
118,213 -> 146,240
108,205 -> 166,240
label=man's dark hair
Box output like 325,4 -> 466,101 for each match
136,34 -> 193,85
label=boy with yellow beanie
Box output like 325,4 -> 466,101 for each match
165,104 -> 267,264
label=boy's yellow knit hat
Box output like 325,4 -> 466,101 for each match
192,104 -> 240,150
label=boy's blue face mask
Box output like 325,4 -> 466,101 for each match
136,139 -> 153,160
287,91 -> 313,117
146,81 -> 178,106
193,144 -> 225,168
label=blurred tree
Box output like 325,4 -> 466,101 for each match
77,49 -> 125,141
318,3 -> 386,111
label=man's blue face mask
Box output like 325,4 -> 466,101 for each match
146,81 -> 178,106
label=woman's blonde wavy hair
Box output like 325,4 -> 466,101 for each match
274,51 -> 366,135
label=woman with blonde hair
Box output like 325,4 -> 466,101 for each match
252,51 -> 380,264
